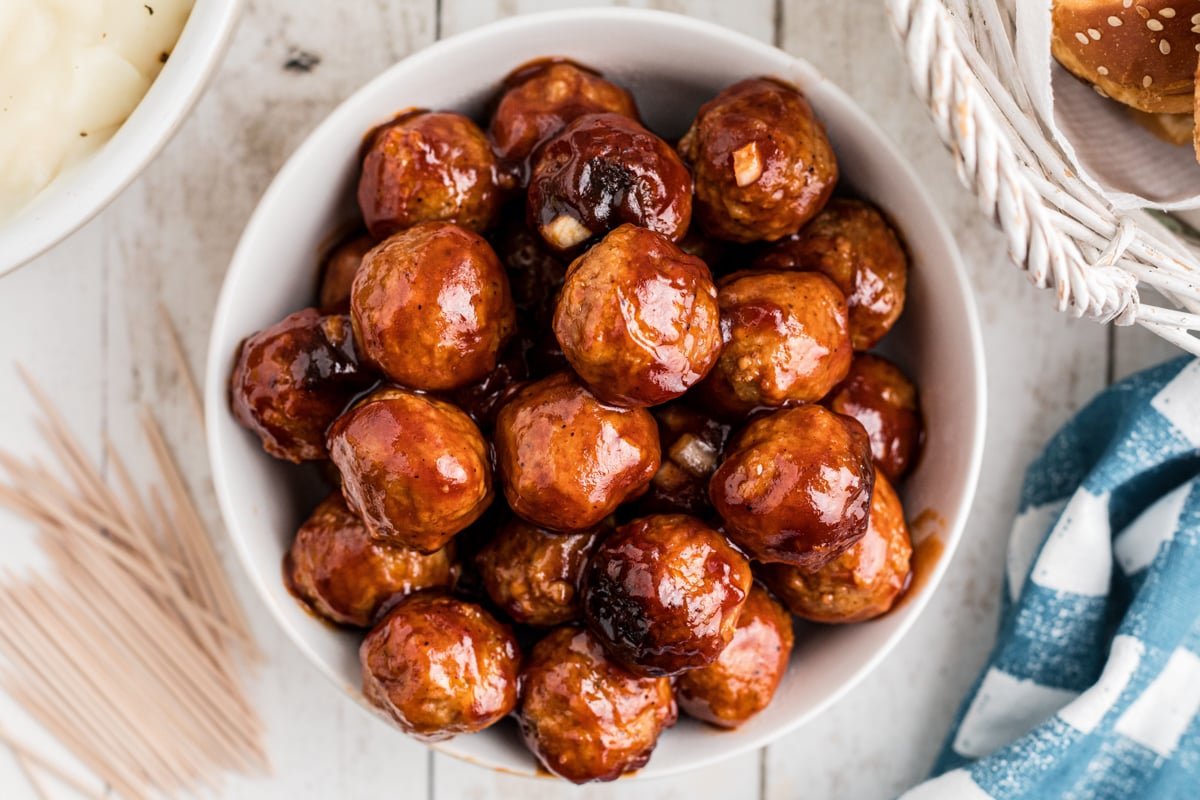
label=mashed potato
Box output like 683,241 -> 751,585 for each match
0,0 -> 193,218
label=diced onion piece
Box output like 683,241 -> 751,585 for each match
651,461 -> 692,492
732,142 -> 763,187
669,434 -> 717,478
541,214 -> 592,250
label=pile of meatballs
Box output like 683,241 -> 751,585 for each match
230,58 -> 923,783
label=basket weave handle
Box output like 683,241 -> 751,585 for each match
886,0 -> 1200,354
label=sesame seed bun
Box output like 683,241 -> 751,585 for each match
1194,48 -> 1200,162
1051,1 -> 1200,115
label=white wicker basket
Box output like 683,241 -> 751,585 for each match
887,0 -> 1200,354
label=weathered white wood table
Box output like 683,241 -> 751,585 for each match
0,1 -> 1180,798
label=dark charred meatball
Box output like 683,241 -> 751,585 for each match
230,308 -> 373,462
476,518 -> 602,626
582,514 -> 752,676
636,403 -> 732,517
710,405 -> 875,570
760,471 -> 911,623
675,584 -> 794,728
327,388 -> 493,552
318,232 -> 375,309
527,113 -> 692,255
494,372 -> 660,531
360,592 -> 519,741
824,354 -> 923,481
285,492 -> 455,627
350,222 -> 516,391
753,199 -> 908,350
701,270 -> 852,417
489,59 -> 639,182
357,110 -> 500,239
518,626 -> 676,783
678,78 -> 837,243
553,225 -> 722,407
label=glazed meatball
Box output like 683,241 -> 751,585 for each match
710,404 -> 875,570
476,518 -> 602,626
489,59 -> 639,179
230,308 -> 374,462
678,78 -> 837,243
553,225 -> 722,407
636,403 -> 732,517
494,372 -> 660,531
327,388 -> 493,552
527,112 -> 693,255
675,584 -> 794,728
824,354 -> 923,481
702,270 -> 852,417
357,110 -> 500,239
518,626 -> 676,783
351,222 -> 516,391
754,199 -> 908,350
318,232 -> 375,309
285,492 -> 455,627
760,471 -> 911,623
582,514 -> 752,676
360,592 -> 519,741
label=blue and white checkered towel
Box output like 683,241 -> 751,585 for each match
903,356 -> 1200,800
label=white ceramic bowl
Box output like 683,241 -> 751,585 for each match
0,0 -> 243,276
206,8 -> 986,780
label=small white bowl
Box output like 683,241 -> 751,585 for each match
206,8 -> 986,780
0,0 -> 243,276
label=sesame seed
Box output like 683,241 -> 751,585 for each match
1094,85 -> 1109,98
1143,74 -> 1153,87
1097,65 -> 1110,75
1147,19 -> 1164,31
1193,13 -> 1200,24
1088,28 -> 1102,39
1108,15 -> 1123,26
1136,5 -> 1150,18
1193,24 -> 1200,33
1160,39 -> 1171,54
1160,8 -> 1176,18
1124,0 -> 1132,7
1075,31 -> 1090,44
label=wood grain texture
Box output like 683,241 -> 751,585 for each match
440,0 -> 775,41
0,0 -> 1172,798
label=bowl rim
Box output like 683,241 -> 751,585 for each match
205,5 -> 988,779
0,0 -> 245,277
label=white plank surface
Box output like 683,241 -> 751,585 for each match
0,1 -> 1181,799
